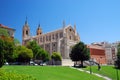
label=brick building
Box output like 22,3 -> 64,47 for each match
87,44 -> 106,65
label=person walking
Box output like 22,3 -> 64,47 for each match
98,63 -> 101,71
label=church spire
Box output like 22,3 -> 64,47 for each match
22,17 -> 30,42
74,23 -> 76,31
36,24 -> 42,35
38,24 -> 40,28
74,23 -> 77,35
25,17 -> 28,25
63,20 -> 65,28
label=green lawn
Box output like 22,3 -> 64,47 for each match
2,66 -> 105,80
83,65 -> 120,80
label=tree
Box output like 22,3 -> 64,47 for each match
0,37 -> 14,66
16,46 -> 33,63
36,48 -> 50,62
0,39 -> 5,67
26,40 -> 50,62
51,52 -> 62,61
115,43 -> 120,69
69,42 -> 90,67
3,40 -> 14,63
26,40 -> 39,59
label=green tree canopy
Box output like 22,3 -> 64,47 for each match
26,40 -> 50,62
0,37 -> 15,67
27,40 -> 39,59
3,40 -> 14,62
0,38 -> 14,64
36,48 -> 49,62
69,42 -> 90,67
51,52 -> 62,61
15,46 -> 33,63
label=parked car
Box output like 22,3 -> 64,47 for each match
5,62 -> 9,65
30,61 -> 38,66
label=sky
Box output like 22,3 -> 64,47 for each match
0,0 -> 120,44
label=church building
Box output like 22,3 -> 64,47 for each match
22,19 -> 80,59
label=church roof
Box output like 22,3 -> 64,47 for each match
40,24 -> 72,36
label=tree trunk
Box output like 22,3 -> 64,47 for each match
81,61 -> 83,67
74,61 -> 77,67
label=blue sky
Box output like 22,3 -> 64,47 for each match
0,0 -> 120,44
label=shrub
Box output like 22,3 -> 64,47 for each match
0,69 -> 36,80
51,52 -> 62,61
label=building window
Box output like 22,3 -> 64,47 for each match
56,33 -> 58,39
49,35 -> 51,41
43,37 -> 45,42
53,44 -> 55,46
69,36 -> 71,40
52,34 -> 54,40
26,30 -> 28,35
40,37 -> 42,42
46,36 -> 48,41
60,32 -> 63,38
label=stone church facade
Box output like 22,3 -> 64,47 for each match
22,20 -> 80,59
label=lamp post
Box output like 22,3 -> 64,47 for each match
89,59 -> 92,74
116,60 -> 119,80
116,68 -> 119,80
114,56 -> 119,80
116,45 -> 120,80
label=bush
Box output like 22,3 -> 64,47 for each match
0,69 -> 36,80
51,52 -> 62,61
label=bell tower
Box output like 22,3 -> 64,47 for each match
22,17 -> 30,40
36,24 -> 42,35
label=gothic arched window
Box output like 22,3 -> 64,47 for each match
26,30 -> 28,35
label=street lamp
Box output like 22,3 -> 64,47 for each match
89,59 -> 92,74
114,56 -> 119,80
116,68 -> 119,80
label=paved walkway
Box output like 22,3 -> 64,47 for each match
70,67 -> 112,80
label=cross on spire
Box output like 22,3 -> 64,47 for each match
63,20 -> 65,28
38,24 -> 40,28
25,16 -> 28,25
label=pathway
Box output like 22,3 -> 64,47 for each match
70,67 -> 112,80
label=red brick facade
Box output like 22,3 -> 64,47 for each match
88,45 -> 106,65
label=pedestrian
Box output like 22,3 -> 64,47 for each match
98,64 -> 101,71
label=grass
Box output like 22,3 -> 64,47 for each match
2,66 -> 105,80
83,65 -> 120,80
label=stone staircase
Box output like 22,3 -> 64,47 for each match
62,59 -> 74,66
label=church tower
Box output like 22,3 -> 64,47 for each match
36,24 -> 42,35
22,18 -> 30,40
